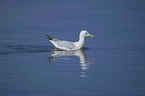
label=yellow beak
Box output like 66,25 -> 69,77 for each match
89,35 -> 95,37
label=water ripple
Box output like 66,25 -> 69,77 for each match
0,45 -> 54,54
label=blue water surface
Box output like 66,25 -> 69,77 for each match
0,0 -> 145,96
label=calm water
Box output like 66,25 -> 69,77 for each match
0,0 -> 145,96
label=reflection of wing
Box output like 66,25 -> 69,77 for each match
49,48 -> 86,61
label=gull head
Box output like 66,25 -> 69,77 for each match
80,30 -> 95,37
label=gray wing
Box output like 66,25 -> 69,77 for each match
45,34 -> 75,49
51,39 -> 75,49
58,41 -> 75,48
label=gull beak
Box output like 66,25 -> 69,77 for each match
89,35 -> 95,37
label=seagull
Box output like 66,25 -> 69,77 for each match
45,30 -> 94,51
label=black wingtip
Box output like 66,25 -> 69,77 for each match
44,34 -> 53,40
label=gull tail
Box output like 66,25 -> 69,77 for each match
44,34 -> 54,40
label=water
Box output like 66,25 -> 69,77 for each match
0,0 -> 145,96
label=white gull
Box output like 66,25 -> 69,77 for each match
45,30 -> 94,51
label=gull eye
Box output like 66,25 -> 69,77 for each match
85,33 -> 88,35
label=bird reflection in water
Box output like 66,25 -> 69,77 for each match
48,48 -> 95,77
